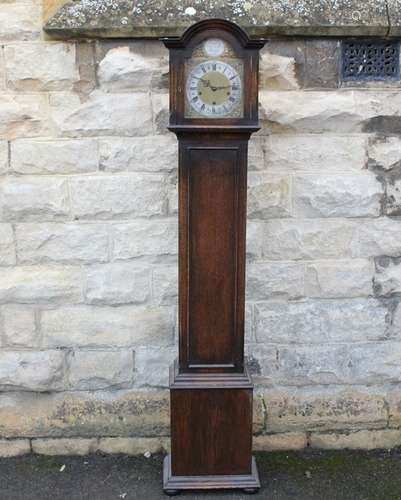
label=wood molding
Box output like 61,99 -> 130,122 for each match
163,454 -> 260,493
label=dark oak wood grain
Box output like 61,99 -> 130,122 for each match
162,19 -> 264,494
179,139 -> 249,372
171,388 -> 253,475
188,147 -> 238,368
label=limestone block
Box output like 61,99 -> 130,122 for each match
248,173 -> 291,218
0,46 -> 5,91
354,91 -> 401,135
134,346 -> 177,388
4,43 -> 79,91
73,42 -> 97,96
11,139 -> 99,175
67,350 -> 134,390
0,390 -> 169,438
305,260 -> 374,298
246,221 -> 274,259
112,220 -> 178,260
41,305 -> 175,348
16,223 -> 109,264
98,46 -> 167,92
257,341 -> 401,387
259,52 -> 300,90
293,175 -> 382,217
247,219 -> 356,260
97,437 -> 166,455
167,173 -> 178,214
2,305 -> 37,347
388,389 -> 401,428
351,218 -> 401,258
152,265 -> 178,306
263,40 -> 307,88
374,257 -> 401,296
249,344 -> 351,386
69,174 -> 168,220
49,91 -> 153,137
260,91 -> 357,133
0,351 -> 65,391
95,40 -> 169,89
85,263 -> 150,305
386,177 -> 401,215
248,136 -> 265,171
151,92 -> 169,134
99,135 -> 177,172
252,395 -> 266,434
261,91 -> 401,134
310,430 -> 401,450
0,94 -> 48,139
0,224 -> 16,266
259,387 -> 388,432
0,439 -> 30,457
246,262 -> 304,300
0,177 -> 69,222
349,343 -> 401,384
245,303 -> 254,344
0,266 -> 83,304
264,134 -> 367,172
254,299 -> 389,344
0,140 -> 7,174
254,433 -> 307,451
304,40 -> 340,89
0,2 -> 41,41
32,438 -> 98,456
368,136 -> 401,171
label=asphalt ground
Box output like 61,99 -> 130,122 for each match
1,448 -> 401,500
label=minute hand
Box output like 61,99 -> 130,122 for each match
211,84 -> 232,91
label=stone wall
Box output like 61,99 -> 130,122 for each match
1,0 -> 401,456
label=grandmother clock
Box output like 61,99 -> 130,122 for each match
162,19 -> 264,494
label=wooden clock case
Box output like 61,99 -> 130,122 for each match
161,19 -> 265,495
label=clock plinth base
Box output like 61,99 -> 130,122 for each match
167,362 -> 258,492
163,454 -> 260,494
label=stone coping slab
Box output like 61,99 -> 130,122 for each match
43,0 -> 399,39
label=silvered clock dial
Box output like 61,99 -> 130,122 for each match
186,60 -> 242,117
184,38 -> 243,119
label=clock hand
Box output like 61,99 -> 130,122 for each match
212,84 -> 232,90
199,78 -> 211,87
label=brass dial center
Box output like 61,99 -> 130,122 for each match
197,72 -> 231,106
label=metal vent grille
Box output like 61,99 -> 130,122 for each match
342,40 -> 400,81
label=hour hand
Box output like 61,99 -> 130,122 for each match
199,78 -> 211,87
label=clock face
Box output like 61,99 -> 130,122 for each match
186,60 -> 242,118
184,37 -> 244,119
